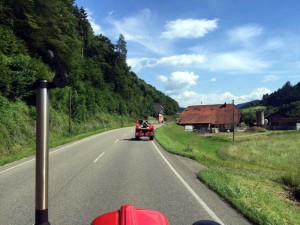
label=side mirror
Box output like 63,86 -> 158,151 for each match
47,50 -> 68,88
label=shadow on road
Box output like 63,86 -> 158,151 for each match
122,138 -> 153,141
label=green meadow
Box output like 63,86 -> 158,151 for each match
155,124 -> 300,225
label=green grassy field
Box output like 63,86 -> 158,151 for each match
155,124 -> 300,225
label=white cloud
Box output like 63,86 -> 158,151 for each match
129,51 -> 271,74
204,51 -> 271,73
161,18 -> 218,39
159,71 -> 199,95
158,75 -> 168,82
107,9 -> 151,41
127,57 -> 155,72
127,54 -> 206,72
85,8 -> 102,35
106,9 -> 170,54
169,71 -> 198,85
168,87 -> 271,107
228,24 -> 263,45
234,88 -> 272,104
155,54 -> 207,67
211,77 -> 216,82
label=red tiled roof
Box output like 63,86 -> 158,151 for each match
178,104 -> 242,125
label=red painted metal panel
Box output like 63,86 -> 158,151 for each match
91,205 -> 169,225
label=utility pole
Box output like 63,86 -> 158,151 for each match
232,99 -> 235,142
69,87 -> 72,134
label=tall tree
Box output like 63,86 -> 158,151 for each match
115,34 -> 127,60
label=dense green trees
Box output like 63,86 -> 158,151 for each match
262,81 -> 300,117
0,0 -> 179,122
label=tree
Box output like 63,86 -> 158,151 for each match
115,34 -> 127,60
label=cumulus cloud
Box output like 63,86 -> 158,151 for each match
155,54 -> 207,67
127,57 -> 155,72
170,87 -> 272,107
161,18 -> 218,39
158,75 -> 168,82
85,8 -> 102,35
158,71 -> 199,94
170,91 -> 234,107
127,54 -> 206,72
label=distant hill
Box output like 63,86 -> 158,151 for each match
178,107 -> 186,113
261,81 -> 300,117
239,81 -> 300,125
261,81 -> 300,107
237,100 -> 261,109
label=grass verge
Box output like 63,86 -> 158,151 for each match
154,124 -> 300,225
0,110 -> 135,166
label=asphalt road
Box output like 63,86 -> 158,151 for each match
0,126 -> 252,225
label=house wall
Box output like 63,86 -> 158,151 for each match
267,122 -> 300,130
158,114 -> 164,123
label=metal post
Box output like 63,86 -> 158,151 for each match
35,80 -> 51,225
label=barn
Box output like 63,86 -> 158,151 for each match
178,103 -> 243,132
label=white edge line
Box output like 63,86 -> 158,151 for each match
114,139 -> 119,144
152,142 -> 225,225
0,131 -> 115,174
0,159 -> 35,174
93,152 -> 105,163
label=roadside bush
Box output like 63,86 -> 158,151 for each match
0,124 -> 12,157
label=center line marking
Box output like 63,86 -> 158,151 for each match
93,152 -> 105,163
152,142 -> 225,225
114,139 -> 119,143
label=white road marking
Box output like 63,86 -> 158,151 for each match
152,141 -> 225,225
0,131 -> 115,174
93,152 -> 105,163
114,139 -> 119,144
0,159 -> 35,174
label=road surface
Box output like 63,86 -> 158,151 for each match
0,126 -> 252,225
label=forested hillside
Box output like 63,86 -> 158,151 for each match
261,81 -> 300,117
0,0 -> 178,162
240,81 -> 300,125
0,0 -> 178,117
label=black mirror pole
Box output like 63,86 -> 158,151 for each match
35,80 -> 51,225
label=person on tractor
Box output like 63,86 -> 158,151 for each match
143,120 -> 149,128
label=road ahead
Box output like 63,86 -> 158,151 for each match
0,127 -> 252,225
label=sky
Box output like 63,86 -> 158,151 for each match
74,0 -> 300,107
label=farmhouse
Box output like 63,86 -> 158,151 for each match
178,103 -> 242,132
265,112 -> 300,130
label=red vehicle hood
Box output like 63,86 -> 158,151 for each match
92,205 -> 169,225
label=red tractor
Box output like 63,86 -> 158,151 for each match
135,120 -> 154,140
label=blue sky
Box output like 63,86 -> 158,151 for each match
75,0 -> 300,107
